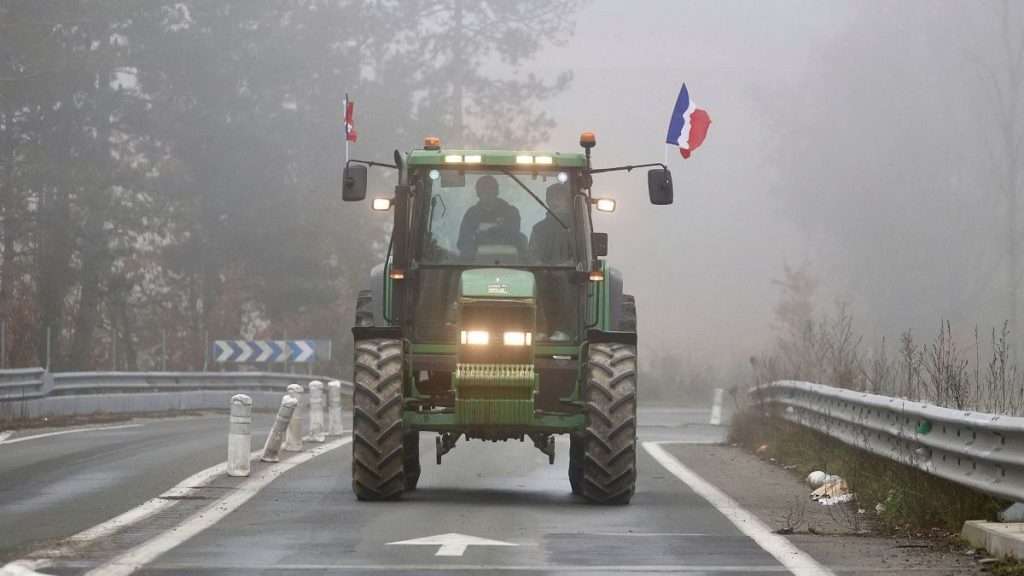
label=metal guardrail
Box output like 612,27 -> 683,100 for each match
0,368 -> 52,400
752,380 -> 1024,503
0,368 -> 351,400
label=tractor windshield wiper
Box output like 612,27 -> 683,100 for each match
500,170 -> 569,231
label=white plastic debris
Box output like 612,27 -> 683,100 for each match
307,380 -> 326,443
875,503 -> 887,514
284,383 -> 304,452
807,470 -> 827,489
261,394 -> 299,462
227,394 -> 252,477
327,380 -> 344,435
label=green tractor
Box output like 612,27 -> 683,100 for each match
342,132 -> 673,504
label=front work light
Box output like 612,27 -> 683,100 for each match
372,198 -> 393,211
594,198 -> 616,212
444,154 -> 463,163
503,331 -> 532,346
461,330 -> 489,345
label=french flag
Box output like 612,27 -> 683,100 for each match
665,83 -> 710,159
343,93 -> 357,143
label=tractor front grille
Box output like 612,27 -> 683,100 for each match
454,363 -> 536,425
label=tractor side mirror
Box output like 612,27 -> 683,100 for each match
343,164 -> 368,201
647,168 -> 674,205
592,232 -> 608,257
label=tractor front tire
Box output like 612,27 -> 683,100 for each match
352,338 -> 406,501
582,342 -> 637,505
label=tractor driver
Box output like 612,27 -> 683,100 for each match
528,182 -> 573,266
457,175 -> 522,260
529,182 -> 574,341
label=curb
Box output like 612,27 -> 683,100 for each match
962,520 -> 1024,559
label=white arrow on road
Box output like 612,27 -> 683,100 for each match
387,533 -> 517,557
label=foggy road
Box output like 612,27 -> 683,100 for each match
0,409 -> 841,576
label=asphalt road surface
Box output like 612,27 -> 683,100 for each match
0,407 -> 833,576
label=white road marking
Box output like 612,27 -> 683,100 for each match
0,424 -> 141,446
0,559 -> 54,576
388,533 -> 518,557
0,431 -> 13,443
146,562 -> 793,572
643,441 -> 836,576
84,436 -> 351,576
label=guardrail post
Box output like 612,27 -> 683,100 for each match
327,380 -> 343,435
228,394 -> 252,476
261,394 -> 299,462
284,383 -> 304,451
308,380 -> 325,443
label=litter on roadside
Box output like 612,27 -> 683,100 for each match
810,477 -> 855,506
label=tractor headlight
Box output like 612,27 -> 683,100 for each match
461,330 -> 489,345
503,331 -> 532,346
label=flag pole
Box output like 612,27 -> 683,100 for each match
344,93 -> 350,166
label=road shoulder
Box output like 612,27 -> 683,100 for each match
663,442 -> 982,575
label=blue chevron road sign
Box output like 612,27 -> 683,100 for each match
213,340 -> 330,363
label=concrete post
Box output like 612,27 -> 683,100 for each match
308,380 -> 326,443
261,394 -> 299,462
284,383 -> 304,451
709,388 -> 724,426
327,380 -> 343,435
227,394 -> 252,476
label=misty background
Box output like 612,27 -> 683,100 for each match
0,1 -> 1020,405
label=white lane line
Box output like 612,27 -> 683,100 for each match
147,563 -> 793,572
0,424 -> 141,446
85,436 -> 351,576
642,441 -> 836,576
65,448 -> 261,547
0,447 -> 264,576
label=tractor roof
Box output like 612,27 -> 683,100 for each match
407,149 -> 587,168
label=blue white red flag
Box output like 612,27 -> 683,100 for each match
665,83 -> 710,159
344,93 -> 357,142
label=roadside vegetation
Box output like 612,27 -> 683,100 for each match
730,262 -> 1021,534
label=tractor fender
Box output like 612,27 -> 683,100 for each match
369,262 -> 385,326
608,266 -> 625,331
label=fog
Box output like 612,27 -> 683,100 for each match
537,1 -> 1022,375
1,1 -> 1020,398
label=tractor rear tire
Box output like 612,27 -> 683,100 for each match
568,433 -> 584,495
355,289 -> 374,327
352,338 -> 406,501
582,342 -> 637,505
620,294 -> 637,332
403,431 -> 421,491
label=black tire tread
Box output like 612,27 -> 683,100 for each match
582,342 -> 637,505
352,338 -> 405,501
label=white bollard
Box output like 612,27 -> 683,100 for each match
709,387 -> 724,426
284,383 -> 305,452
227,394 -> 252,477
308,380 -> 326,443
261,394 -> 299,462
327,380 -> 344,435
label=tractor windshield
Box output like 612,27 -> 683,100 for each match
414,168 -> 578,267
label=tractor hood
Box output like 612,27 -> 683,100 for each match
460,268 -> 535,299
